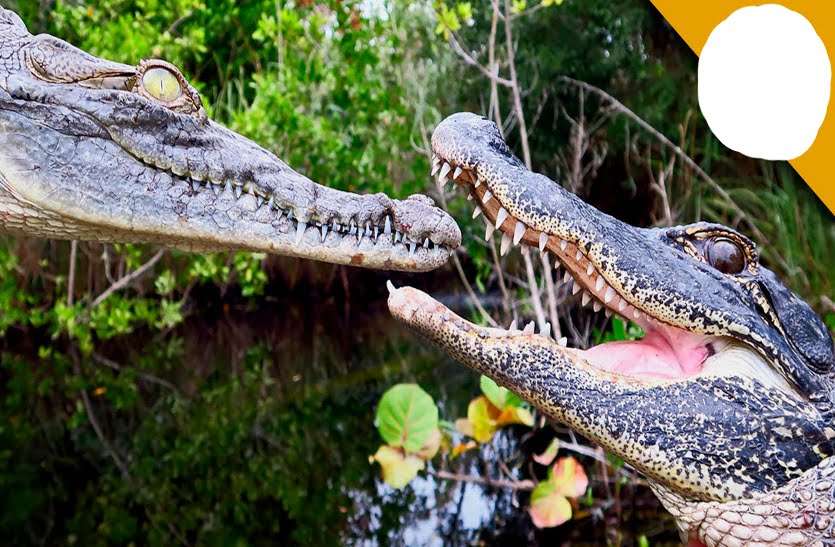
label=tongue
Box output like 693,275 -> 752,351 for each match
584,329 -> 709,379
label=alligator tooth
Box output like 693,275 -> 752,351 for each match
604,286 -> 616,304
483,190 -> 493,204
563,271 -> 572,284
509,319 -> 518,331
472,207 -> 481,219
295,221 -> 306,245
453,166 -> 463,180
383,216 -> 392,235
523,321 -> 535,334
538,232 -> 548,252
593,301 -> 602,313
595,275 -> 605,292
618,298 -> 627,312
558,337 -> 568,347
513,222 -> 526,245
495,207 -> 508,229
575,250 -> 583,261
484,219 -> 494,241
438,162 -> 451,184
500,233 -> 512,256
581,291 -> 592,306
586,263 -> 594,276
571,280 -> 582,295
560,240 -> 568,252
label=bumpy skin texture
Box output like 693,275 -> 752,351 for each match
391,112 -> 835,544
0,9 -> 461,271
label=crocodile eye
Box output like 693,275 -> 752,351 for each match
141,67 -> 182,102
707,238 -> 746,274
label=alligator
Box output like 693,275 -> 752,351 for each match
389,112 -> 835,545
0,8 -> 460,271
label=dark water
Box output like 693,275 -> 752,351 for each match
5,256 -> 681,545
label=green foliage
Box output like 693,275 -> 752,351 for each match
375,383 -> 439,453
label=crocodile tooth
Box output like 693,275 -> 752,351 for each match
395,230 -> 402,243
513,222 -> 526,245
523,321 -> 535,334
500,233 -> 512,256
268,196 -> 276,209
438,162 -> 451,184
423,237 -> 429,248
190,179 -> 199,192
575,250 -> 583,261
618,298 -> 627,312
383,216 -> 392,235
538,232 -> 548,252
560,240 -> 568,252
212,183 -> 222,196
558,337 -> 568,347
430,157 -> 441,176
483,190 -> 493,204
409,240 -> 416,255
605,309 -> 612,318
472,207 -> 481,219
571,280 -> 582,295
473,178 -> 481,188
509,319 -> 518,331
633,310 -> 642,320
595,275 -> 605,292
466,193 -> 473,201
255,196 -> 264,208
295,221 -> 306,245
225,181 -> 234,195
453,166 -> 463,180
581,291 -> 592,306
320,224 -> 328,242
484,219 -> 494,241
542,322 -> 551,337
495,207 -> 508,229
374,225 -> 379,240
593,301 -> 602,312
563,271 -> 572,284
604,286 -> 616,304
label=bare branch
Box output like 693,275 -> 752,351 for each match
88,250 -> 165,310
429,469 -> 535,491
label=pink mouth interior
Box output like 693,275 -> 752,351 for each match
583,324 -> 711,380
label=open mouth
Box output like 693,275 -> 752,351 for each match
428,152 -> 719,383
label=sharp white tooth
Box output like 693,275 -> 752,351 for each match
558,337 -> 568,347
509,319 -> 518,331
423,238 -> 429,248
268,196 -> 276,209
542,322 -> 551,337
295,221 -> 306,244
234,185 -> 243,199
484,219 -> 494,241
431,159 -> 441,176
383,216 -> 392,235
472,207 -> 482,219
604,286 -> 616,304
408,240 -> 416,255
593,301 -> 602,312
576,250 -> 583,261
513,222 -> 526,245
559,240 -> 568,252
523,321 -> 535,334
571,281 -> 581,295
586,263 -> 594,276
563,271 -> 572,284
190,179 -> 199,192
373,225 -> 379,240
438,162 -> 451,184
495,207 -> 508,229
538,232 -> 548,252
500,233 -> 512,256
320,224 -> 328,242
595,275 -> 605,292
618,298 -> 627,312
212,183 -> 221,196
467,193 -> 473,201
605,309 -> 612,318
633,310 -> 642,320
395,230 -> 402,243
483,190 -> 493,204
473,178 -> 481,188
453,166 -> 462,179
581,292 -> 591,306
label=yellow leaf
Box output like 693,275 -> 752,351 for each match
454,418 -> 474,437
466,396 -> 500,443
495,405 -> 534,428
370,445 -> 424,489
415,428 -> 442,460
550,456 -> 589,498
528,480 -> 572,528
533,438 -> 560,466
451,441 -> 478,459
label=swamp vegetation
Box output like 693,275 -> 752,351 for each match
1,0 -> 833,545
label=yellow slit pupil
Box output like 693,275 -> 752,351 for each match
142,68 -> 181,102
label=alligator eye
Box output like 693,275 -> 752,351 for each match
707,238 -> 746,274
141,67 -> 182,102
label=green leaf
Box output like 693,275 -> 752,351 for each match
375,384 -> 438,454
480,375 -> 523,409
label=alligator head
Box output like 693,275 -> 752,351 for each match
0,9 -> 460,271
389,112 -> 835,540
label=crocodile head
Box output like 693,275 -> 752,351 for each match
0,9 -> 460,271
389,113 -> 835,510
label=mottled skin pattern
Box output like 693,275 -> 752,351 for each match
389,113 -> 835,544
0,9 -> 461,271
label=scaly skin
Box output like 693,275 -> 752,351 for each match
390,112 -> 835,544
0,9 -> 461,271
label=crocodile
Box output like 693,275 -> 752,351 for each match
0,8 -> 460,271
389,112 -> 835,545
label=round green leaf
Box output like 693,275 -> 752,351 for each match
375,384 -> 438,454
